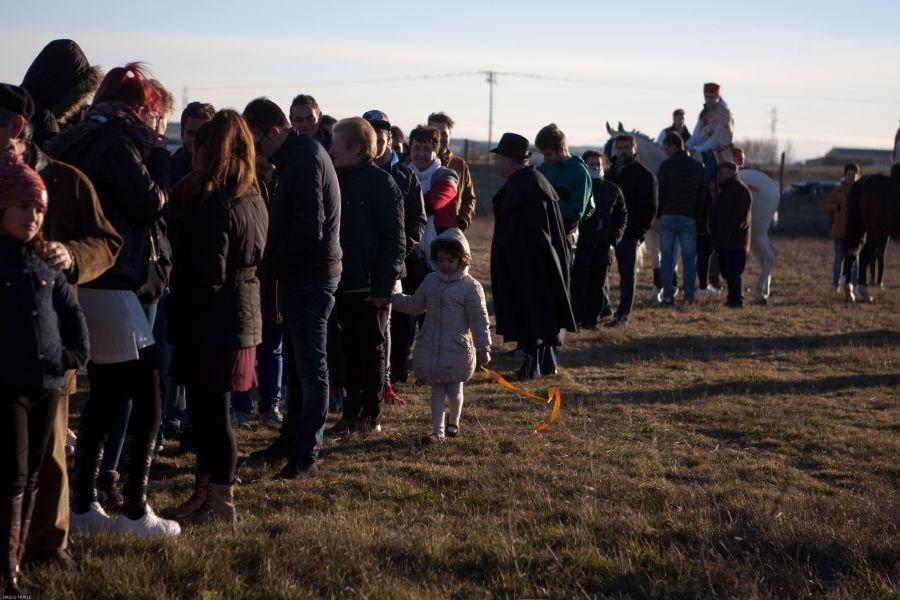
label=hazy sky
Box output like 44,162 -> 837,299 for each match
3,0 -> 898,159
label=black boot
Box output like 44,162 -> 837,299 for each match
652,268 -> 662,290
2,494 -> 24,594
248,435 -> 289,463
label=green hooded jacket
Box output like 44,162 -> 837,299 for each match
537,155 -> 594,228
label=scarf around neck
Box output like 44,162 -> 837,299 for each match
409,158 -> 442,194
88,100 -> 158,158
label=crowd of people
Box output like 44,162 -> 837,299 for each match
0,38 -> 891,593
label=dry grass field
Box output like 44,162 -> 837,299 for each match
30,217 -> 899,599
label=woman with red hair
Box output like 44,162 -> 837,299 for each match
46,62 -> 180,537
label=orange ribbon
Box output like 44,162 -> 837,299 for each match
480,366 -> 561,433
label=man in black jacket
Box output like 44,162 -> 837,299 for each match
606,135 -> 658,326
571,151 -> 627,328
712,162 -> 752,307
490,133 -> 576,379
656,132 -> 708,305
363,110 -> 427,389
243,98 -> 342,479
329,117 -> 405,433
169,101 -> 214,186
289,94 -> 332,150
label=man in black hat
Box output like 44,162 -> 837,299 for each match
490,133 -> 576,379
20,39 -> 102,147
1,83 -> 121,568
711,161 -> 752,307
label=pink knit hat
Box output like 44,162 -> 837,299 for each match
0,151 -> 48,213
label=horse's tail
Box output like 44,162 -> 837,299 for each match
844,178 -> 866,255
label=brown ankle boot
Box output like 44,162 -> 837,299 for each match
2,494 -> 24,594
191,483 -> 236,525
160,474 -> 209,521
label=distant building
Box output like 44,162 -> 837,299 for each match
806,147 -> 893,167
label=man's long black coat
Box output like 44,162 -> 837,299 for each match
490,165 -> 576,344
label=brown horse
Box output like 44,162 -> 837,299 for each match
842,165 -> 900,302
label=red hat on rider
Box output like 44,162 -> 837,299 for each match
704,82 -> 721,96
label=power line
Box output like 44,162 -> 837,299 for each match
186,71 -> 481,92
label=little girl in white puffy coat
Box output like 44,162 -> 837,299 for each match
392,228 -> 491,441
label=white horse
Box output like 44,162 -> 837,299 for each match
604,123 -> 780,303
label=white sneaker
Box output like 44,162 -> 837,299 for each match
70,501 -> 113,535
113,505 -> 181,537
259,407 -> 283,427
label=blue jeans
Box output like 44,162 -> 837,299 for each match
279,277 -> 338,465
833,238 -> 858,286
230,323 -> 284,415
659,215 -> 698,301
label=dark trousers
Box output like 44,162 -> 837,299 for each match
571,243 -> 613,327
280,278 -> 338,465
518,342 -> 559,379
696,234 -> 720,289
186,389 -> 236,485
335,292 -> 390,426
390,269 -> 425,382
72,347 -> 161,519
1,390 -> 59,497
614,235 -> 640,321
718,250 -> 747,306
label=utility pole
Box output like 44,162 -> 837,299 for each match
485,70 -> 497,157
182,86 -> 189,113
770,106 -> 778,138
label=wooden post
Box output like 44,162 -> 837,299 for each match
778,151 -> 786,214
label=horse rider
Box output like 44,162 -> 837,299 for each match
656,108 -> 691,146
685,82 -> 735,185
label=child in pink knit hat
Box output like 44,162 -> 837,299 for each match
0,151 -> 88,593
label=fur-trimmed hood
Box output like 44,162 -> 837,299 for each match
21,39 -> 102,126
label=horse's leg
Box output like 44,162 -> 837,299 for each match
857,236 -> 878,302
842,241 -> 859,302
753,229 -> 776,303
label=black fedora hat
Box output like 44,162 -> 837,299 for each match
490,132 -> 531,160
